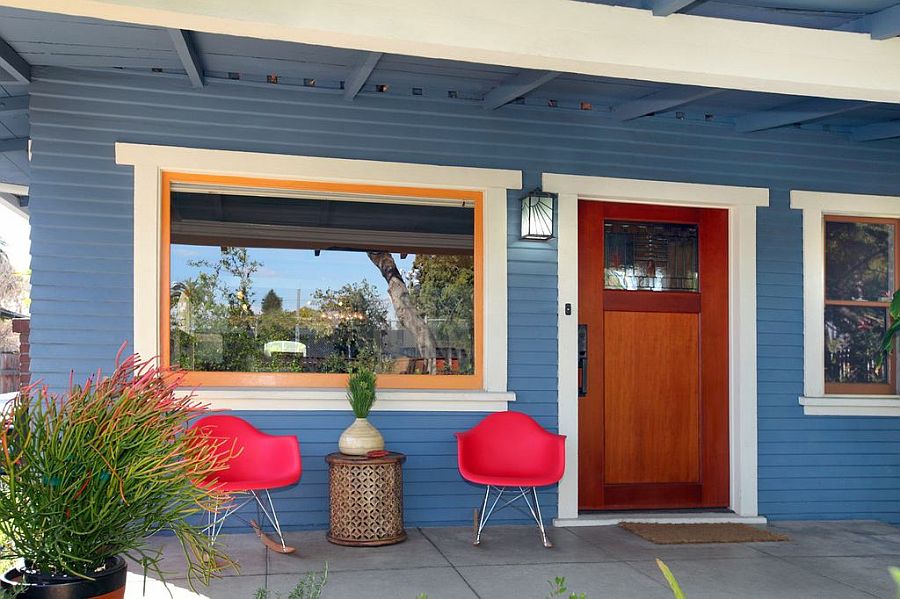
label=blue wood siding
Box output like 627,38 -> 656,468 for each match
24,66 -> 900,527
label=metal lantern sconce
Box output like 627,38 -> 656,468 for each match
520,189 -> 555,240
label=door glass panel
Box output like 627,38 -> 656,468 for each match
824,305 -> 889,384
825,220 -> 894,302
604,221 -> 699,291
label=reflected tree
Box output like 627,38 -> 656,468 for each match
408,254 -> 474,374
367,251 -> 439,374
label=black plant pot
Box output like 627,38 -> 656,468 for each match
0,556 -> 127,599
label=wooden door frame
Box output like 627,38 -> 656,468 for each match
543,174 -> 769,522
577,202 -> 729,511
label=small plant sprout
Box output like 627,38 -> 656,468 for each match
657,559 -> 687,599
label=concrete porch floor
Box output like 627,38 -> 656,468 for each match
125,521 -> 900,598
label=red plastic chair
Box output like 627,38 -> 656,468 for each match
456,411 -> 565,547
190,415 -> 301,553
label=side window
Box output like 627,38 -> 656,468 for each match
824,217 -> 896,395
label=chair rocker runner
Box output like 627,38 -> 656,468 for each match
191,415 -> 302,554
456,411 -> 566,548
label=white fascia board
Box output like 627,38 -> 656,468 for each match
6,0 -> 900,103
0,182 -> 27,196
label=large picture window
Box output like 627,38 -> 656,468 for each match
161,173 -> 483,389
824,217 -> 898,395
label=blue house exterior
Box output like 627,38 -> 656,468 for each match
5,1 -> 900,531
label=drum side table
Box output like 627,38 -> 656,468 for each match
325,451 -> 407,546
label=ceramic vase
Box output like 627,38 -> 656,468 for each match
338,417 -> 384,456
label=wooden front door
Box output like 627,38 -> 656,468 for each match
577,201 -> 729,510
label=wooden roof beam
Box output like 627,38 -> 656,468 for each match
343,52 -> 382,101
0,35 -> 29,83
851,119 -> 900,142
840,3 -> 900,40
167,29 -> 204,88
482,70 -> 559,110
0,95 -> 26,114
650,0 -> 706,17
0,138 -> 26,153
735,98 -> 870,133
614,85 -> 722,121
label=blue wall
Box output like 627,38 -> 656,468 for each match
25,66 -> 900,527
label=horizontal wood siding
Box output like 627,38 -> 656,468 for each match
25,66 -> 900,527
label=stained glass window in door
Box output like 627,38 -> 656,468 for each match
604,221 -> 699,291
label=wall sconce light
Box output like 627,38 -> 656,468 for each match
520,189 -> 554,240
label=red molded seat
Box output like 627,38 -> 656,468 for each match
456,411 -> 565,488
455,411 -> 566,547
191,415 -> 302,492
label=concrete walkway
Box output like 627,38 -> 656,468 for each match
125,520 -> 900,598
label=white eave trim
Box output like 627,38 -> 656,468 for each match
8,0 -> 900,102
800,396 -> 900,417
0,183 -> 28,196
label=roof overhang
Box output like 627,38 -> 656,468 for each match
0,182 -> 27,218
2,0 -> 900,103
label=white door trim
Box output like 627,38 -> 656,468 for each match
543,173 -> 768,522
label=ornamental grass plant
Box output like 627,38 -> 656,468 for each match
346,367 -> 377,418
0,348 -> 237,589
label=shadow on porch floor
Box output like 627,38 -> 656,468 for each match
125,521 -> 900,598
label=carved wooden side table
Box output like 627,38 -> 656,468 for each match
325,451 -> 407,546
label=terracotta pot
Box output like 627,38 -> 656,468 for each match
339,417 -> 384,456
1,556 -> 127,599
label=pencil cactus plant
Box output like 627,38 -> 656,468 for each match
0,348 -> 237,596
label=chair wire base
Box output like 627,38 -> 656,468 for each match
205,489 -> 288,551
474,485 -> 552,548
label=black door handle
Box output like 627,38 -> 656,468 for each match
578,324 -> 588,397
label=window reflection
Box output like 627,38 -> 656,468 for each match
825,305 -> 888,385
169,192 -> 475,376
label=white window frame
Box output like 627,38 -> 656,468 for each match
116,143 -> 521,411
544,173 -> 768,522
793,190 -> 900,417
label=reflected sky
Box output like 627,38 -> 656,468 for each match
171,245 -> 415,314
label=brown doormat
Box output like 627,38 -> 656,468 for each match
620,522 -> 789,544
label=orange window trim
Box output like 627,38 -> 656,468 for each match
159,171 -> 484,390
823,215 -> 897,395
